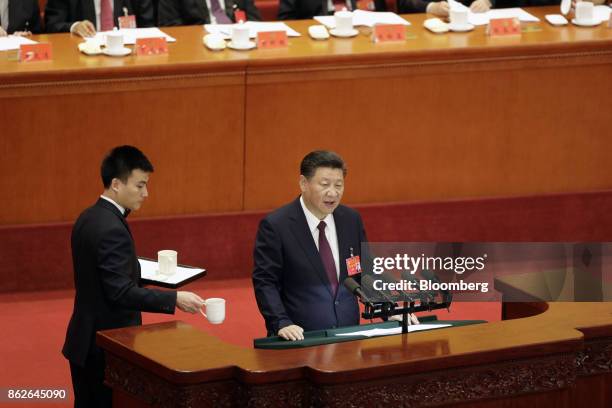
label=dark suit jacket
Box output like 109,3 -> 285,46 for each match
158,0 -> 261,26
493,0 -> 555,8
278,0 -> 387,20
253,197 -> 367,335
45,0 -> 154,33
6,0 -> 42,34
62,198 -> 176,367
397,0 -> 500,13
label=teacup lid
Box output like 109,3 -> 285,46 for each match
560,0 -> 571,15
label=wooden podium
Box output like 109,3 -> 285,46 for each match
97,298 -> 612,407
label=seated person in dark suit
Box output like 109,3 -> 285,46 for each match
278,0 -> 388,20
493,0 -> 567,7
158,0 -> 261,25
398,0 -> 491,18
0,0 -> 42,36
252,151 -> 368,341
45,0 -> 154,37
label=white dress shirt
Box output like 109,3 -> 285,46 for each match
0,0 -> 9,31
326,0 -> 353,13
300,196 -> 340,280
100,195 -> 126,216
205,0 -> 227,24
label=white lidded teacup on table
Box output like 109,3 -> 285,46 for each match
334,10 -> 354,35
574,1 -> 595,24
231,24 -> 251,47
449,8 -> 469,28
105,29 -> 124,54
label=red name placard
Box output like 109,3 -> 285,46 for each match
488,18 -> 521,37
19,43 -> 52,62
256,31 -> 288,49
118,15 -> 137,29
135,37 -> 168,56
372,24 -> 406,43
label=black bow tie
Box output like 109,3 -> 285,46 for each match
123,209 -> 131,218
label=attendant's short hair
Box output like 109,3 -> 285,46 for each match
300,150 -> 347,179
101,145 -> 154,188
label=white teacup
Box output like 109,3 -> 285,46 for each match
575,1 -> 594,23
449,8 -> 469,27
158,250 -> 177,277
105,31 -> 124,53
200,298 -> 225,324
334,10 -> 353,34
231,24 -> 250,46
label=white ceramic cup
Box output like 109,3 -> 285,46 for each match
334,10 -> 353,34
449,8 -> 469,27
575,1 -> 594,23
231,25 -> 250,46
105,31 -> 124,53
200,298 -> 225,324
158,250 -> 177,277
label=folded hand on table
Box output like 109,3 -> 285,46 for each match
72,20 -> 96,38
470,0 -> 491,13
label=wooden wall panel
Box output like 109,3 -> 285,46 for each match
2,12 -> 611,224
243,55 -> 612,211
0,77 -> 245,224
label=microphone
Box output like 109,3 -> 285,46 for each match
343,276 -> 372,304
377,271 -> 422,302
421,269 -> 453,305
360,274 -> 398,304
400,270 -> 435,303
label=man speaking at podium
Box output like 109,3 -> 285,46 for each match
253,150 -> 367,341
63,146 -> 204,408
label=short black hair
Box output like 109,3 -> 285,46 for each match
300,150 -> 347,179
101,145 -> 154,188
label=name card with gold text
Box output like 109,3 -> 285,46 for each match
135,37 -> 168,56
372,24 -> 406,43
488,18 -> 521,37
20,43 -> 52,62
257,31 -> 288,49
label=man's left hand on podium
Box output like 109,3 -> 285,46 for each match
389,313 -> 420,325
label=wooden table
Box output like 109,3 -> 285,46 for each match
97,300 -> 612,407
1,7 -> 611,225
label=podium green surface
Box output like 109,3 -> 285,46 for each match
254,316 -> 487,349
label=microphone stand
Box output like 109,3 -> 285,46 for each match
360,287 -> 452,334
344,273 -> 453,334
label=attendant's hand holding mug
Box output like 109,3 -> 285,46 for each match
200,298 -> 226,324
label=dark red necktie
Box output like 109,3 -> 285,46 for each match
317,221 -> 338,295
333,0 -> 352,12
100,0 -> 114,31
210,0 -> 232,24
